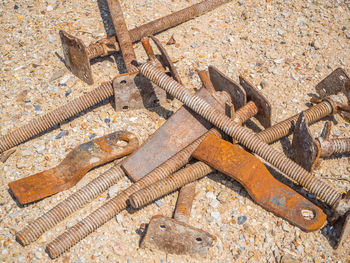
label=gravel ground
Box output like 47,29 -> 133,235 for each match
1,0 -> 350,262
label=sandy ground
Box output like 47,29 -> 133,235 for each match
0,0 -> 350,262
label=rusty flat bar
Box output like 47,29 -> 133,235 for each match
107,0 -> 137,72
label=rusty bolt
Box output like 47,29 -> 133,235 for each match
139,62 -> 346,213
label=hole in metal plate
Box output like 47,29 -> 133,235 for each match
301,209 -> 315,220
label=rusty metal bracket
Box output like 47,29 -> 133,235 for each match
192,134 -> 327,232
60,31 -> 94,85
208,65 -> 246,110
141,182 -> 215,257
9,131 -> 139,204
292,112 -> 321,172
239,76 -> 272,128
315,68 -> 350,122
141,215 -> 215,257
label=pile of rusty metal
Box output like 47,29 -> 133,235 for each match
2,0 -> 350,259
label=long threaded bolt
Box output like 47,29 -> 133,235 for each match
0,82 -> 114,154
257,101 -> 334,144
129,162 -> 213,209
235,101 -> 258,125
45,129 -> 221,258
86,0 -> 231,59
16,165 -> 125,246
139,62 -> 342,209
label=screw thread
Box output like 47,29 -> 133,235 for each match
257,102 -> 333,144
173,182 -> 197,224
129,162 -> 214,209
235,101 -> 258,124
16,165 -> 125,246
0,82 -> 114,154
330,138 -> 350,155
45,128 -> 221,258
139,62 -> 341,207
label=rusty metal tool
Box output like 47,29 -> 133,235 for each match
9,131 -> 138,205
140,182 -> 216,257
61,0 -> 232,84
129,135 -> 327,232
138,62 -> 350,215
0,37 -> 175,155
292,112 -> 350,172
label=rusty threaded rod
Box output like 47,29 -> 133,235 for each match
129,162 -> 213,209
0,82 -> 114,154
45,129 -> 221,258
173,182 -> 197,224
257,102 -> 333,144
86,0 -> 232,59
15,165 -> 125,246
318,137 -> 350,157
107,0 -> 137,72
139,62 -> 342,209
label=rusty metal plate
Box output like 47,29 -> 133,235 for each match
150,36 -> 182,85
192,134 -> 327,232
208,65 -> 246,110
9,131 -> 138,204
292,113 -> 320,172
122,87 -> 224,181
315,68 -> 350,98
239,76 -> 272,128
60,30 -> 93,85
141,215 -> 215,257
335,212 -> 350,249
113,72 -> 166,111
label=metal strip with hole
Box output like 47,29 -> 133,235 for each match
192,134 -> 327,232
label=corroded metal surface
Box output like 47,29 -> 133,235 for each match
9,131 -> 138,205
292,112 -> 320,172
60,30 -> 93,85
122,87 -> 225,182
174,182 -> 197,224
141,215 -> 215,257
239,76 -> 272,128
112,72 -> 166,111
107,0 -> 137,72
315,68 -> 350,122
192,134 -> 327,232
208,65 -> 246,110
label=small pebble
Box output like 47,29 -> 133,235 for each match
155,200 -> 163,207
237,215 -> 247,225
210,211 -> 221,220
34,105 -> 41,111
56,130 -> 66,139
108,185 -> 119,198
205,191 -> 216,199
65,89 -> 72,97
89,133 -> 96,139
